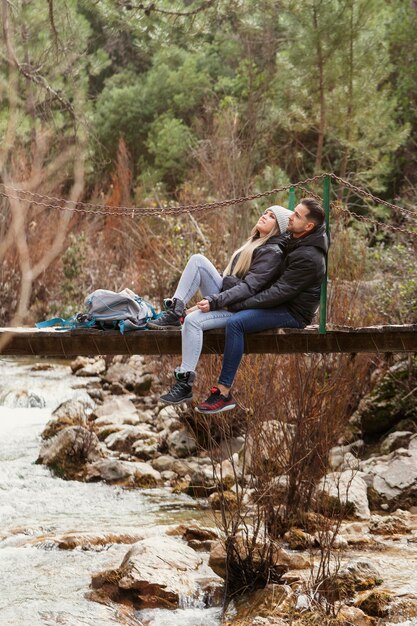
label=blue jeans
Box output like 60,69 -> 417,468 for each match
218,306 -> 305,388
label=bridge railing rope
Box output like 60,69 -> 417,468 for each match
1,173 -> 416,220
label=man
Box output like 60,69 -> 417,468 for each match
195,197 -> 328,414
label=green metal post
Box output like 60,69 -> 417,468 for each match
288,186 -> 296,211
319,175 -> 331,334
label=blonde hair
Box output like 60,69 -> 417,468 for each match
224,221 -> 280,278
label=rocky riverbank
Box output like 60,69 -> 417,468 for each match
35,354 -> 417,625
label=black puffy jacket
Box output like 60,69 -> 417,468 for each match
229,225 -> 329,325
207,233 -> 288,311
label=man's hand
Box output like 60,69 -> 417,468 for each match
197,299 -> 210,313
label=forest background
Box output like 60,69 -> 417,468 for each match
0,0 -> 416,327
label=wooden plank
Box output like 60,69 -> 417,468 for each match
0,325 -> 416,357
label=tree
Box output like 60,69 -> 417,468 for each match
0,0 -> 91,333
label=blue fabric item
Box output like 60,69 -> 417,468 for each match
218,306 -> 304,387
36,316 -> 96,331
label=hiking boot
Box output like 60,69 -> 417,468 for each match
160,370 -> 195,405
147,298 -> 185,330
195,387 -> 236,414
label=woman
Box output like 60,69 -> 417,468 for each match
148,205 -> 293,405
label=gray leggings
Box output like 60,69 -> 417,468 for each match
173,254 -> 233,374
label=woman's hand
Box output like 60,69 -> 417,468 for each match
185,305 -> 199,315
197,299 -> 210,313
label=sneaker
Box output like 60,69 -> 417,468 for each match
160,370 -> 195,405
160,381 -> 192,405
147,298 -> 184,330
195,387 -> 236,414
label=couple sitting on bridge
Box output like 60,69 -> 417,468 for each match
148,198 -> 328,414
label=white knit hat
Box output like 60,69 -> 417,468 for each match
265,205 -> 293,234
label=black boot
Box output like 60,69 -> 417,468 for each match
160,370 -> 195,405
147,298 -> 185,330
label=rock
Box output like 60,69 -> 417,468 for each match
355,589 -> 393,617
132,439 -> 159,460
368,514 -> 410,535
103,362 -> 142,390
104,426 -> 156,453
215,458 -> 239,489
208,541 -> 228,579
161,470 -> 176,482
42,399 -> 92,439
167,429 -> 197,458
380,431 -> 415,455
171,459 -> 192,477
360,441 -> 417,509
70,356 -> 90,373
133,374 -> 153,395
208,538 -> 305,581
316,470 -> 371,519
209,491 -> 238,511
335,560 -> 383,598
151,455 -> 176,473
233,584 -> 293,620
2,390 -> 45,408
329,440 -> 364,470
91,397 -> 140,427
75,358 -> 106,377
85,459 -> 161,487
187,467 -> 217,497
283,528 -> 314,551
356,360 -> 417,437
167,525 -> 218,551
217,436 -> 245,461
91,536 -> 222,609
96,425 -> 125,441
295,593 -> 311,611
37,426 -> 104,480
339,604 -> 376,626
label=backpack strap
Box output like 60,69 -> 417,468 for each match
36,316 -> 96,331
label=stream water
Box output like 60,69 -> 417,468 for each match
0,357 -> 222,626
2,357 -> 417,626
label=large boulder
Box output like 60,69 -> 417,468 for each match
316,470 -> 371,519
355,361 -> 417,438
85,459 -> 162,488
336,560 -> 383,597
37,426 -> 104,480
104,425 -> 157,454
91,397 -> 140,427
42,399 -> 92,440
360,436 -> 417,510
91,536 -> 222,609
104,362 -> 153,395
208,538 -> 307,581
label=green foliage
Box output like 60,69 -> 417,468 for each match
145,114 -> 197,186
368,242 -> 417,323
60,233 -> 88,318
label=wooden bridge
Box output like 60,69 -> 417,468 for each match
0,324 -> 416,357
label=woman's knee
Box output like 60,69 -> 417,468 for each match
188,253 -> 207,265
183,311 -> 202,330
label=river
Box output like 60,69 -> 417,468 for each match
0,357 -> 222,626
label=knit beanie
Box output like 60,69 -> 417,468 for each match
265,205 -> 293,234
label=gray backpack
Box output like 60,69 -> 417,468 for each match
83,288 -> 157,332
36,288 -> 157,333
